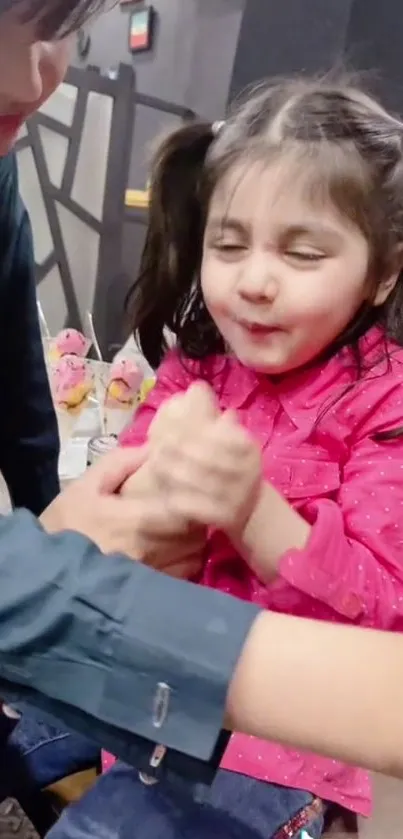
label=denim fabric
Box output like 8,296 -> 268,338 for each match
8,706 -> 99,789
0,708 -> 22,800
47,762 -> 325,839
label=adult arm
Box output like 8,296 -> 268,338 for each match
0,507 -> 256,779
0,499 -> 401,779
3,520 -> 401,782
0,153 -> 59,514
227,610 -> 403,779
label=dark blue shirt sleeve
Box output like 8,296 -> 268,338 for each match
0,153 -> 59,514
0,510 -> 259,779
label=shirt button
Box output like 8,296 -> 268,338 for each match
153,681 -> 171,728
337,592 -> 363,618
138,744 -> 166,786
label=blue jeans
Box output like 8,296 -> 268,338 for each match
7,706 -> 100,789
47,762 -> 325,839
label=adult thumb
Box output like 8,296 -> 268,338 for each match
86,445 -> 149,494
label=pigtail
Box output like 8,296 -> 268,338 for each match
126,122 -> 217,369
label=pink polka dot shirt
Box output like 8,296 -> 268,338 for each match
115,326 -> 403,816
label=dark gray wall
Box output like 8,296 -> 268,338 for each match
346,0 -> 403,111
230,0 -> 403,113
76,0 -> 245,120
75,0 -> 245,190
230,0 -> 352,100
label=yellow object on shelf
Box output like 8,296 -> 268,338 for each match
125,188 -> 149,209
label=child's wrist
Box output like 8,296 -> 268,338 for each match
227,481 -> 264,546
239,482 -> 311,582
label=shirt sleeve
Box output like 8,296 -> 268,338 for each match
0,509 -> 257,773
279,391 -> 403,628
0,155 -> 59,514
120,351 -> 196,447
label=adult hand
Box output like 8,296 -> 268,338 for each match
120,461 -> 206,579
39,446 -> 183,561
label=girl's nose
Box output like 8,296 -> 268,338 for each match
237,270 -> 278,303
236,252 -> 279,303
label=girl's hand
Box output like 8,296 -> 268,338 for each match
148,382 -> 263,536
120,462 -> 206,579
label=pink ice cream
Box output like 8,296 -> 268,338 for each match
104,358 -> 142,409
51,355 -> 94,413
48,328 -> 91,362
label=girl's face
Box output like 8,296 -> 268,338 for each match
201,159 -> 396,375
0,7 -> 72,156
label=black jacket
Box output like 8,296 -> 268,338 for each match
0,153 -> 59,514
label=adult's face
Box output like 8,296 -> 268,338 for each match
0,2 -> 75,156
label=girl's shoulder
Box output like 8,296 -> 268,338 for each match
337,336 -> 403,439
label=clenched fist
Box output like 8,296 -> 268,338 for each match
146,381 -> 263,536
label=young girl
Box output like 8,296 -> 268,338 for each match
58,75 -> 403,839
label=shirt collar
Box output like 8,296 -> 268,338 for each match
208,327 -> 388,432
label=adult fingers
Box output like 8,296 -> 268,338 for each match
84,445 -> 149,494
163,559 -> 204,579
101,493 -> 187,537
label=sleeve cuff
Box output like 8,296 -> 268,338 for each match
279,500 -> 364,620
0,682 -> 230,788
101,568 -> 260,762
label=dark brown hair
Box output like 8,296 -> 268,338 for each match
1,0 -> 112,38
127,74 -> 403,370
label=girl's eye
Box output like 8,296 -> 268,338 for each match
215,242 -> 245,253
285,250 -> 325,262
